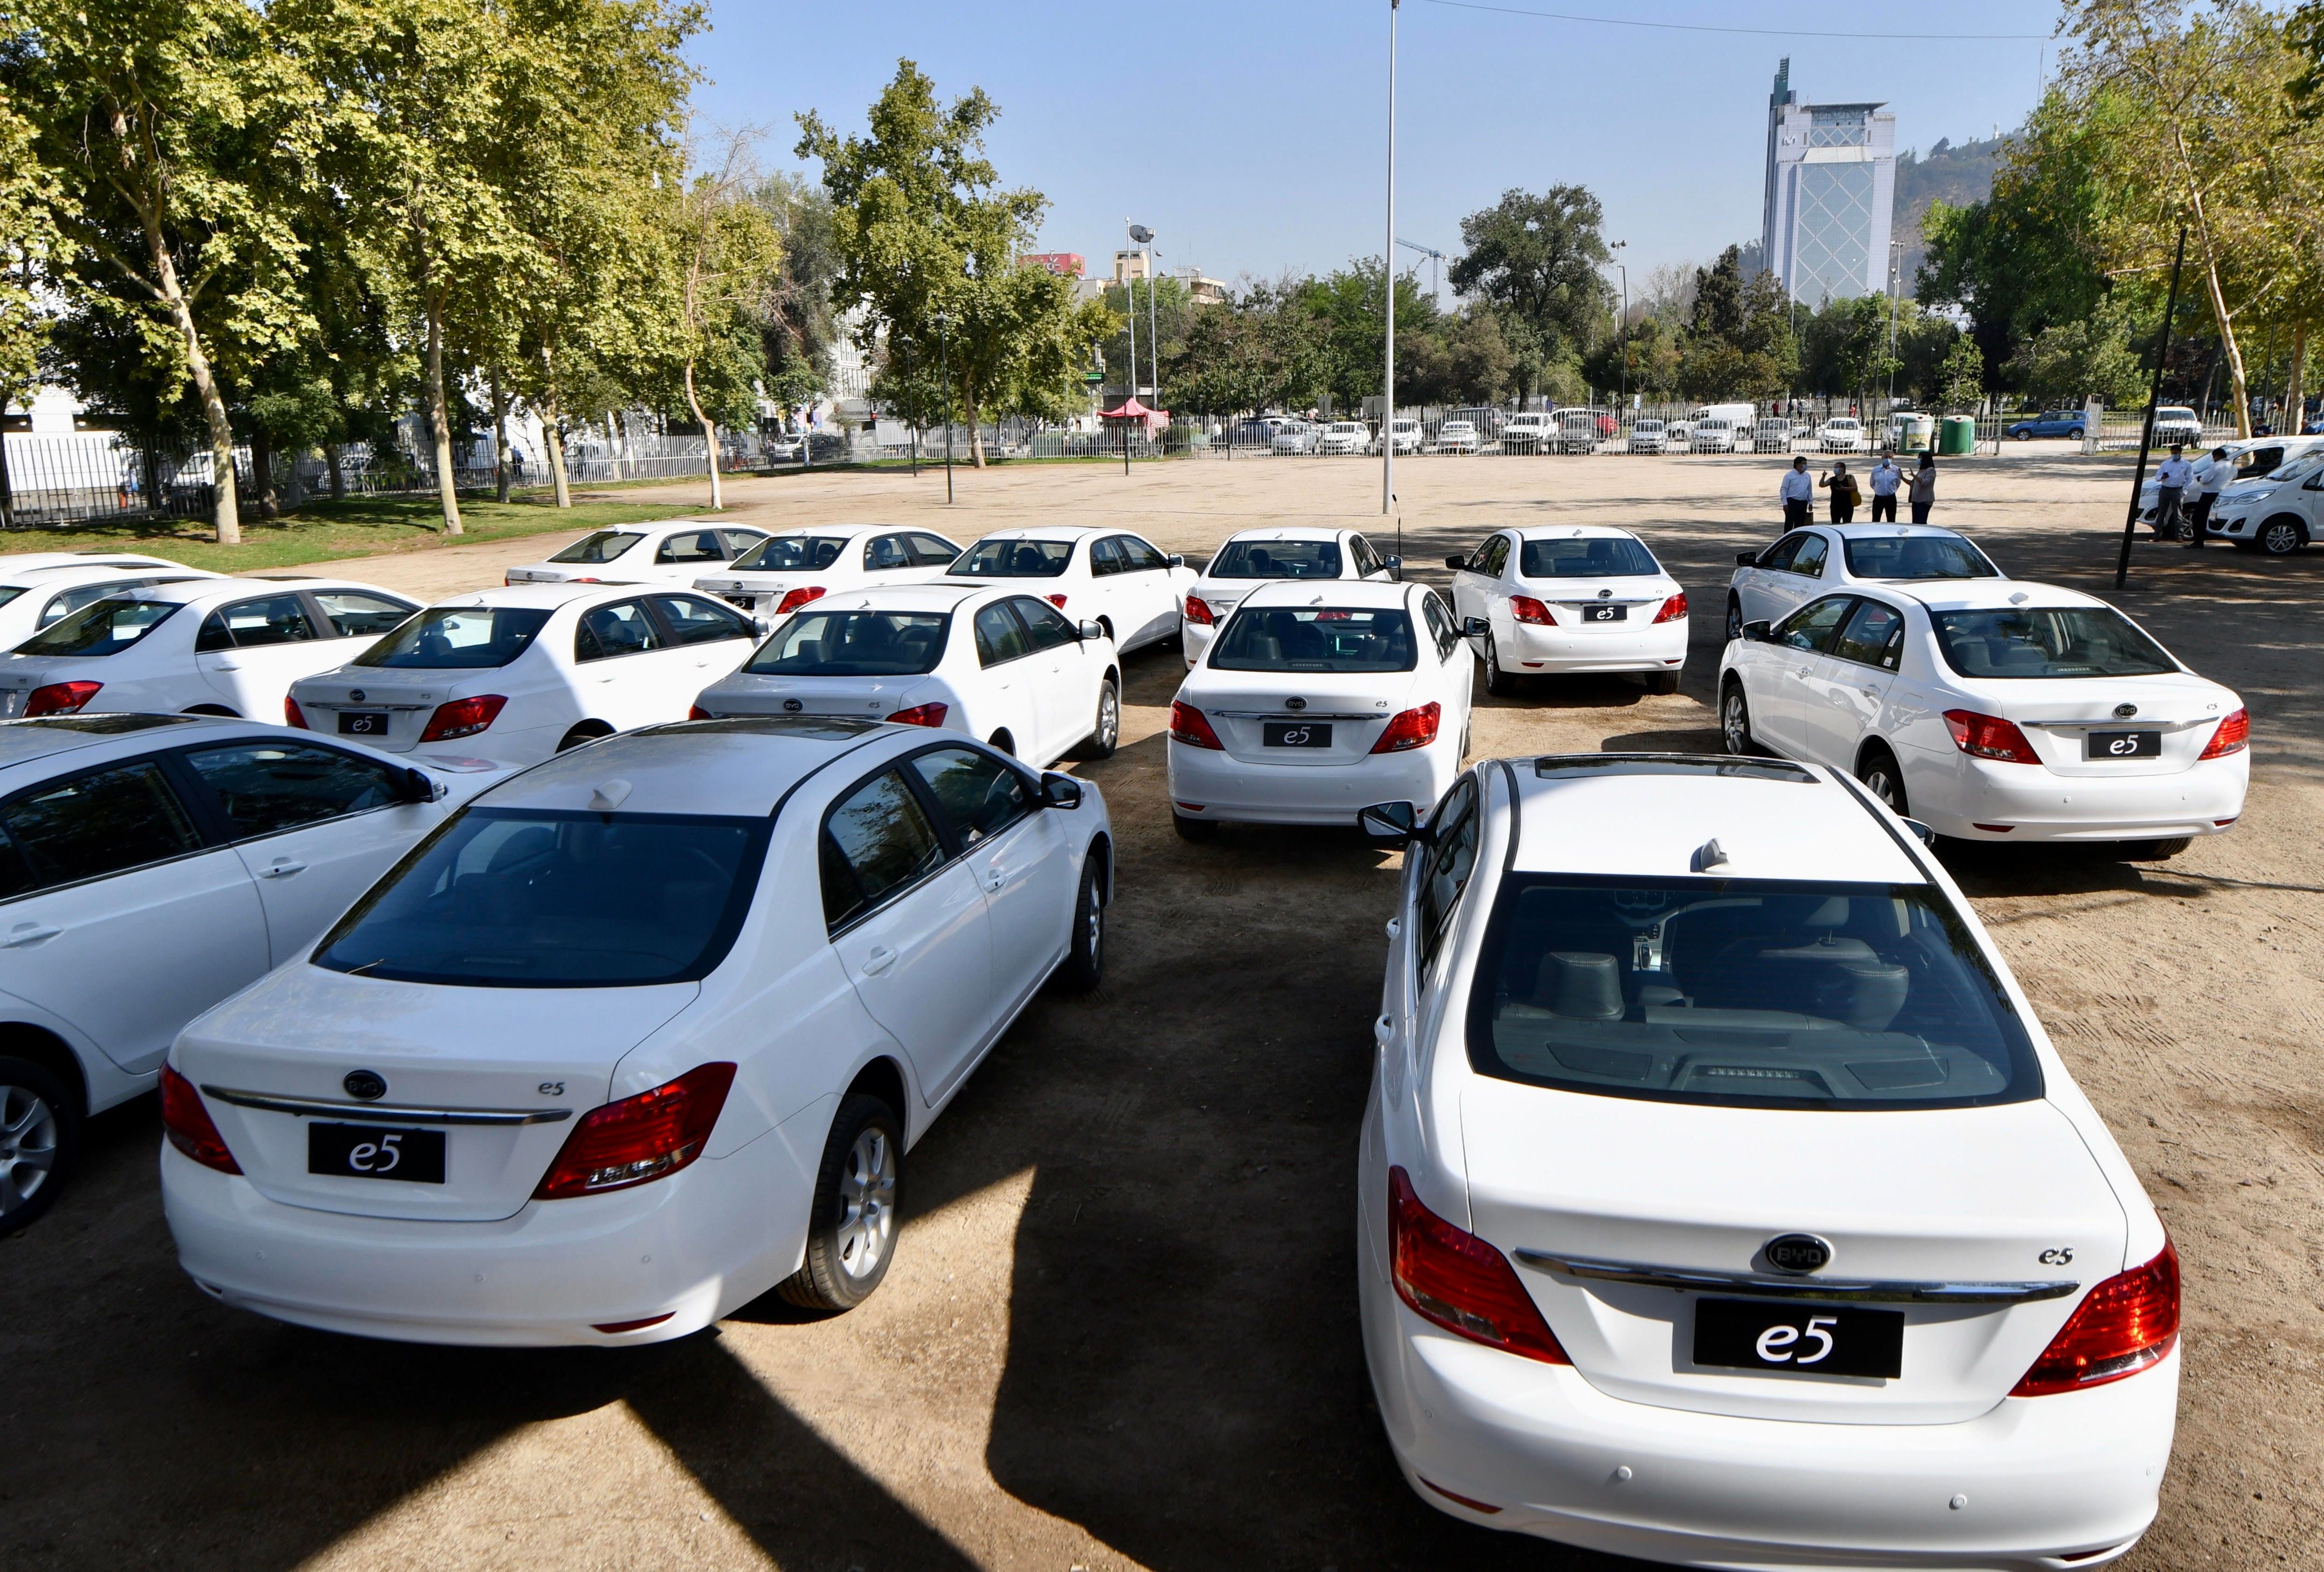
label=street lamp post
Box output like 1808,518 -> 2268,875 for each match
1887,239 -> 1902,417
934,309 -> 955,505
1131,224 -> 1159,405
1609,240 -> 1628,418
1383,0 -> 1398,522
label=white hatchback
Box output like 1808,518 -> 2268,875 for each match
1727,523 -> 2004,638
161,718 -> 1113,1343
289,585 -> 757,764
1720,581 -> 2246,852
1445,526 -> 1688,694
1182,528 -> 1401,668
1167,579 -> 1471,838
693,584 -> 1122,767
1356,754 -> 2177,1568
944,527 -> 1193,654
503,520 -> 770,587
690,524 -> 964,623
0,578 -> 420,723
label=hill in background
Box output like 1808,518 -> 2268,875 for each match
1894,135 -> 2009,286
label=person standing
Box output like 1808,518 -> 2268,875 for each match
1868,450 -> 1903,522
1821,459 -> 1860,523
1909,453 -> 1937,524
1779,455 -> 1813,529
2187,445 -> 2232,549
2153,445 -> 2192,541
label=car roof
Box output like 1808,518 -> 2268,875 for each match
1876,577 -> 2106,614
1237,578 -> 1414,609
1509,524 -> 1643,542
0,564 -> 211,592
961,526 -> 1104,544
1504,755 -> 1925,885
0,712 -> 258,771
1816,522 -> 1972,541
0,552 -> 197,574
760,522 -> 926,539
1217,526 -> 1353,544
430,583 -> 641,611
797,583 -> 989,612
90,576 -> 392,609
476,717 -> 895,818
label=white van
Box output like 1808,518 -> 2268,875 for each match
1690,402 -> 1756,430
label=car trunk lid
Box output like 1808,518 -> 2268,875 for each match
1187,669 -> 1416,765
1961,672 -> 2237,776
291,667 -> 482,754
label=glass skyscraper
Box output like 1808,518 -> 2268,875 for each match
1760,60 -> 1897,308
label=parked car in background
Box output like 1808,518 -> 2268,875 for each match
1752,416 -> 1794,453
1319,421 -> 1372,455
2137,436 -> 2324,531
1816,417 -> 1866,453
0,560 -> 224,651
2004,410 -> 2089,441
1182,528 -> 1401,667
504,521 -> 770,588
1373,418 -> 1423,455
1446,407 -> 1507,445
2151,406 -> 2203,446
1433,420 -> 1482,455
692,524 -> 963,625
1553,410 -> 1603,454
2201,446 -> 2324,554
0,714 -> 494,1238
1726,523 -> 2003,637
1271,421 -> 1320,455
1627,418 -> 1668,454
1500,412 -> 1556,454
1689,418 -> 1743,453
945,526 -> 1193,653
1446,525 -> 1687,694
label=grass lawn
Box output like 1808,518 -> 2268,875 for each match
0,494 -> 703,574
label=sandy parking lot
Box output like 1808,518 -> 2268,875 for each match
7,451 -> 2318,1571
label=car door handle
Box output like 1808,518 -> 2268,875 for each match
261,858 -> 307,878
211,660 -> 241,672
3,922 -> 61,947
1373,1015 -> 1395,1047
982,868 -> 1007,893
1860,686 -> 1880,698
1384,917 -> 1401,939
861,945 -> 897,976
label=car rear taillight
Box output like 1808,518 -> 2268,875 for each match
1169,701 -> 1223,750
2011,1240 -> 2179,1396
1943,708 -> 2042,764
159,1064 -> 240,1175
24,681 -> 101,717
1184,594 -> 1214,625
687,704 -> 713,721
419,694 -> 507,743
1388,1168 -> 1567,1364
2197,707 -> 2248,759
1371,701 -> 1442,754
888,701 -> 949,728
1046,594 -> 1069,610
1510,595 -> 1556,626
284,697 -> 309,729
1652,591 -> 1688,624
533,1063 -> 738,1199
774,585 -> 825,616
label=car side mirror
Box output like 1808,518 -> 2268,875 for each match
1167,553 -> 1185,567
1462,616 -> 1490,637
1357,800 -> 1425,848
1383,555 -> 1403,580
1742,620 -> 1773,643
1736,550 -> 1761,566
1902,817 -> 1937,846
1443,554 -> 1468,571
398,766 -> 445,804
1077,619 -> 1105,642
1041,772 -> 1084,809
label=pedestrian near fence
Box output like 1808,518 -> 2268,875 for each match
1821,459 -> 1860,524
1909,453 -> 1936,524
1779,455 -> 1813,529
2153,445 -> 2192,542
2188,445 -> 2232,550
1868,451 -> 1902,522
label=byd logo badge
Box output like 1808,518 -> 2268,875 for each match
343,1069 -> 387,1101
782,698 -> 803,712
2114,702 -> 2138,719
1763,1233 -> 1832,1274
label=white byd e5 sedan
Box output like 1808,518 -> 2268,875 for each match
691,584 -> 1121,767
1181,527 -> 1402,668
1719,581 -> 2246,855
1727,524 -> 2003,640
1167,580 -> 1471,839
0,559 -> 223,648
945,526 -> 1194,655
503,521 -> 769,588
1445,526 -> 1688,694
160,717 -> 1111,1343
1355,754 -> 2177,1569
690,524 -> 964,624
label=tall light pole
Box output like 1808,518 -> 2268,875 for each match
1383,0 -> 1398,520
1609,239 -> 1628,415
1119,225 -> 1137,404
1131,224 -> 1159,404
1887,239 -> 1902,416
934,308 -> 954,505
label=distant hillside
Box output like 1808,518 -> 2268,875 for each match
1894,135 -> 2009,287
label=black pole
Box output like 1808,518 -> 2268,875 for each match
901,335 -> 919,477
935,313 -> 954,504
2116,223 -> 2188,589
0,394 -> 14,531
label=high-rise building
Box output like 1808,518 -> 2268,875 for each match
1760,58 -> 1896,308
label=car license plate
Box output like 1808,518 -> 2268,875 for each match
2085,729 -> 2161,759
1692,1297 -> 1903,1379
337,711 -> 391,737
1262,722 -> 1332,748
307,1122 -> 445,1183
1582,603 -> 1627,623
722,595 -> 754,611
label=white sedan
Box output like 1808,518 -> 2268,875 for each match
944,526 -> 1193,654
503,520 -> 770,587
1318,421 -> 1372,455
0,578 -> 420,723
1373,418 -> 1423,456
1182,527 -> 1401,668
1727,522 -> 2003,639
289,585 -> 757,764
0,714 -> 495,1238
693,584 -> 1121,766
1166,579 -> 1471,839
1445,526 -> 1688,694
1356,754 -> 2177,1567
161,718 -> 1113,1342
1432,421 -> 1481,455
1819,417 -> 1867,453
0,558 -> 222,648
1720,580 -> 2246,854
691,524 -> 963,623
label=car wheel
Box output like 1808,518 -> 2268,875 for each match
1857,745 -> 1909,817
1724,595 -> 1746,642
1720,680 -> 1759,755
2259,517 -> 2306,555
1072,680 -> 1120,761
557,722 -> 612,752
1173,811 -> 1217,841
1052,856 -> 1105,993
2119,836 -> 2193,860
1644,670 -> 1681,695
1483,636 -> 1515,697
777,1092 -> 902,1312
0,1055 -> 76,1239
2013,430 -> 2031,441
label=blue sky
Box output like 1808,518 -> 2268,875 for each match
689,0 -> 2064,297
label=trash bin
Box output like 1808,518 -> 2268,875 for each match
1940,416 -> 1977,455
1898,414 -> 1934,452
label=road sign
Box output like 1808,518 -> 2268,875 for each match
1083,372 -> 1105,385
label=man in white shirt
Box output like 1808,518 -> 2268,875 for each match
1868,451 -> 1904,522
2153,446 -> 2193,542
2187,445 -> 2232,550
1779,456 -> 1814,529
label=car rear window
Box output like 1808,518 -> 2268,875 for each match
746,610 -> 948,676
1469,877 -> 2039,1110
1520,537 -> 1659,578
1930,607 -> 2176,679
1207,540 -> 1343,580
314,808 -> 769,986
356,606 -> 552,669
1209,606 -> 1415,672
549,531 -> 643,565
734,535 -> 849,572
949,539 -> 1073,577
15,597 -> 180,657
1841,535 -> 1997,580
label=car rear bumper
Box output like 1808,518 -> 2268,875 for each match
1362,1284 -> 2173,1570
1167,736 -> 1456,824
1499,620 -> 1687,674
1903,747 -> 2248,842
1182,622 -> 1217,667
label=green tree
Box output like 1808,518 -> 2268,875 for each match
755,170 -> 840,411
1938,333 -> 1987,411
0,62 -> 66,529
1446,187 -> 1613,380
2006,300 -> 2149,407
1677,247 -> 1796,399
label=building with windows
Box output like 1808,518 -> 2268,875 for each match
1760,58 -> 1896,308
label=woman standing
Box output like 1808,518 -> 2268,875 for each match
1820,459 -> 1861,523
1909,454 -> 1936,524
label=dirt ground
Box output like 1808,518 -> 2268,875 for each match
6,452 -> 2318,1572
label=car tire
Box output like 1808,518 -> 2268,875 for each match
1720,680 -> 1760,755
0,1055 -> 77,1239
1483,636 -> 1516,697
2119,836 -> 2193,860
1072,680 -> 1120,761
1725,595 -> 1744,642
2013,430 -> 2031,441
1644,671 -> 1681,695
557,722 -> 612,752
1857,744 -> 1909,818
1052,856 -> 1105,993
2259,516 -> 2307,556
1173,811 -> 1217,842
777,1092 -> 902,1312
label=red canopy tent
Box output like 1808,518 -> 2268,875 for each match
1098,397 -> 1166,430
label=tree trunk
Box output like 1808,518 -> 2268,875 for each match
253,427 -> 280,518
133,216 -> 241,543
490,368 -> 512,503
682,360 -> 724,510
542,398 -> 571,509
0,396 -> 14,531
964,382 -> 987,468
2285,325 -> 2308,437
326,442 -> 345,501
423,289 -> 462,535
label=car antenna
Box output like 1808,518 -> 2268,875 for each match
1691,838 -> 1729,872
589,779 -> 633,812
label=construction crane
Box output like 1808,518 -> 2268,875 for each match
1395,237 -> 1445,304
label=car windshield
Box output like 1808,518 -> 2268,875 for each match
14,596 -> 180,657
1841,535 -> 1997,580
948,538 -> 1073,577
2265,452 -> 2324,482
1209,606 -> 1415,672
745,609 -> 948,676
314,807 -> 769,987
1208,539 -> 1343,579
1635,421 -> 1663,431
733,534 -> 848,572
549,531 -> 642,565
1930,607 -> 2177,679
355,606 -> 551,669
1521,537 -> 1660,578
1468,876 -> 2039,1110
